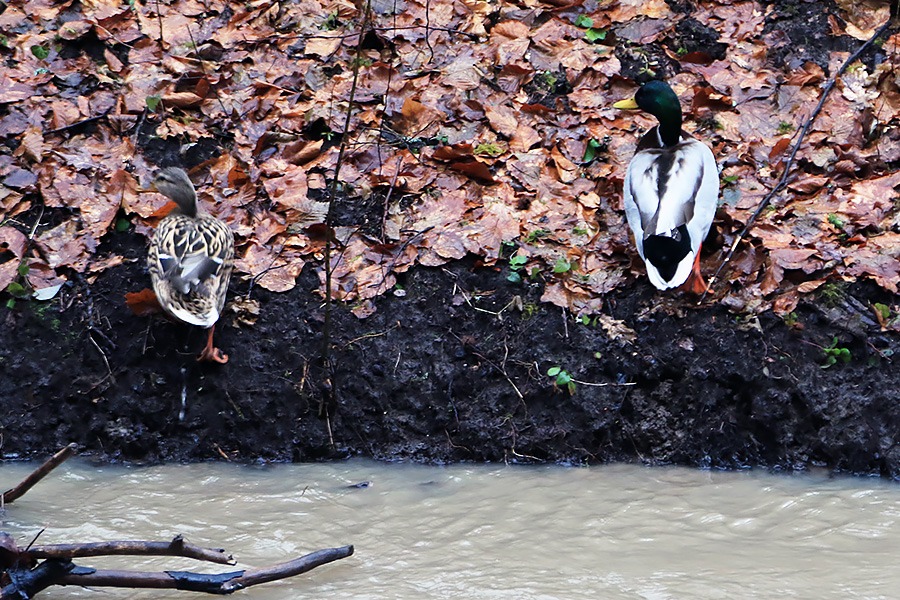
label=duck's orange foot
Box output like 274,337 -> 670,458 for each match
680,271 -> 709,295
677,250 -> 708,295
197,326 -> 228,364
125,288 -> 163,316
197,346 -> 229,364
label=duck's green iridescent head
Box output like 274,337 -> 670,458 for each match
614,80 -> 683,146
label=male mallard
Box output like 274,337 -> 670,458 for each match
148,167 -> 234,363
614,80 -> 719,293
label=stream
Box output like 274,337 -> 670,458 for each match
2,460 -> 897,599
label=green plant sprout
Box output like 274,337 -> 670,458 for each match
821,337 -> 851,368
507,255 -> 528,283
783,312 -> 800,328
524,229 -> 550,243
819,282 -> 846,307
547,366 -> 576,395
573,15 -> 606,43
777,121 -> 794,134
31,45 -> 49,60
827,213 -> 845,229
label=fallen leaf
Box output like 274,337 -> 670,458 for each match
0,226 -> 28,290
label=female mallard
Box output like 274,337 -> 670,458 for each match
148,167 -> 234,363
614,80 -> 719,293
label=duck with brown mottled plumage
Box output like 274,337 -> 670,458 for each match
148,167 -> 234,363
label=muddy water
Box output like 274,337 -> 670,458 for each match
2,461 -> 898,599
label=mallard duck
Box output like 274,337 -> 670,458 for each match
613,80 -> 719,293
148,167 -> 234,363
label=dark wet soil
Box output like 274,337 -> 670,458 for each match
2,223 -> 899,478
2,0 -> 899,479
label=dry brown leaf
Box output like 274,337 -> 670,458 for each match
263,165 -> 330,227
283,139 -> 324,165
440,50 -> 482,91
550,145 -> 578,183
594,314 -> 636,344
0,226 -> 27,291
227,296 -> 260,327
36,220 -> 96,271
235,242 -> 305,293
163,91 -> 204,108
16,126 -> 45,163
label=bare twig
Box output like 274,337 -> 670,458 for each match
154,0 -> 164,46
2,444 -> 77,505
321,0 -> 374,420
570,378 -> 637,388
703,16 -> 895,300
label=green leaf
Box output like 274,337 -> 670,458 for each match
555,371 -> 572,385
6,298 -> 14,309
552,258 -> 571,274
547,366 -> 561,377
509,255 -> 528,267
16,263 -> 29,277
474,142 -> 504,157
6,282 -> 28,298
874,303 -> 891,319
31,44 -> 49,60
507,272 -> 522,283
582,138 -> 602,163
574,15 -> 593,28
585,28 -> 607,43
115,218 -> 130,232
146,95 -> 161,111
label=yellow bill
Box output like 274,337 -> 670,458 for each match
613,97 -> 639,110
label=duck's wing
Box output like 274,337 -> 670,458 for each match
149,215 -> 234,327
624,135 -> 718,255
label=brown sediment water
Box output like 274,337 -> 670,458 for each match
2,460 -> 898,599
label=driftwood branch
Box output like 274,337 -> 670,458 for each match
59,545 -> 354,593
1,444 -> 77,505
26,535 -> 234,565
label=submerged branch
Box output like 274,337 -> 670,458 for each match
56,545 -> 354,594
2,444 -> 77,506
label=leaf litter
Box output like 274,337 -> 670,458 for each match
0,0 -> 897,320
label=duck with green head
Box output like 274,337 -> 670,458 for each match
614,80 -> 719,293
148,167 -> 234,363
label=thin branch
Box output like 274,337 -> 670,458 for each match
1,546 -> 353,597
2,443 -> 77,505
26,536 -> 234,565
321,0 -> 373,410
703,16 -> 894,300
220,545 -> 354,592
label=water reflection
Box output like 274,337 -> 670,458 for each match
2,461 -> 898,599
